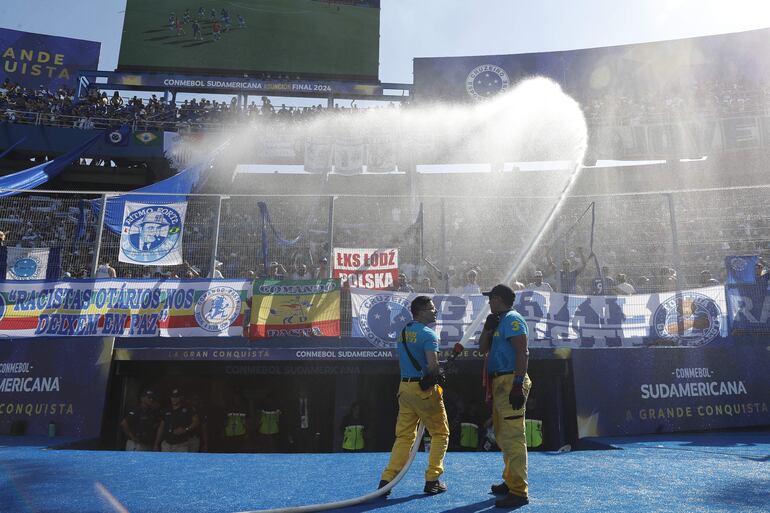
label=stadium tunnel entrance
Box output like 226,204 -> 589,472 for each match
101,354 -> 577,453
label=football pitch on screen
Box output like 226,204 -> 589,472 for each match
118,0 -> 379,78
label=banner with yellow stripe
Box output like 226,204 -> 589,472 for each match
248,279 -> 340,338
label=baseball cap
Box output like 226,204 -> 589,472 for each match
142,389 -> 155,397
170,388 -> 183,398
482,284 -> 516,305
534,270 -> 543,277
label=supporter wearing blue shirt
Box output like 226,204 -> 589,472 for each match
380,296 -> 449,496
547,247 -> 588,294
479,284 -> 532,508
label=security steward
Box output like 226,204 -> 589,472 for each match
154,388 -> 200,452
120,389 -> 159,451
379,296 -> 450,496
341,402 -> 365,452
479,284 -> 532,508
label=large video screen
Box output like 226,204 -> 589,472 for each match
117,0 -> 380,81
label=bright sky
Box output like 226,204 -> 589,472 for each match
1,0 -> 770,83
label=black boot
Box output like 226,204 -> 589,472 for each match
378,480 -> 390,497
495,493 -> 529,508
490,482 -> 509,495
423,480 -> 448,495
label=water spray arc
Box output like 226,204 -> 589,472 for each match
458,160 -> 587,347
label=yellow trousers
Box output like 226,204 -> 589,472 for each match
492,373 -> 532,497
381,381 -> 450,482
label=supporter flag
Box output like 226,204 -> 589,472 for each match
333,247 -> 398,289
333,139 -> 365,175
118,202 -> 186,266
133,131 -> 161,146
248,279 -> 341,338
0,247 -> 61,280
366,137 -> 397,173
106,125 -> 131,146
725,255 -> 757,285
304,138 -> 333,173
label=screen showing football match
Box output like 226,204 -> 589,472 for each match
117,0 -> 380,81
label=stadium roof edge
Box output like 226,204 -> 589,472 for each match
411,25 -> 770,61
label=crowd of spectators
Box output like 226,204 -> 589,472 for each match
578,77 -> 770,125
5,75 -> 770,134
0,79 -> 391,132
4,188 -> 770,297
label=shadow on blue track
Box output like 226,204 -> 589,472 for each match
706,478 -> 770,511
339,493 -> 432,512
341,495 -> 499,513
435,498 -> 498,513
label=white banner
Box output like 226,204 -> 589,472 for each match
119,202 -> 187,266
366,137 -> 397,173
304,139 -> 333,173
351,285 -> 730,348
333,140 -> 365,175
0,279 -> 250,337
5,247 -> 51,280
333,247 -> 398,289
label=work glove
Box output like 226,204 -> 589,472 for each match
509,382 -> 526,410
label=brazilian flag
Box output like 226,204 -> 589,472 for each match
133,131 -> 161,146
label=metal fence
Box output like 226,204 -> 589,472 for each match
0,185 -> 769,293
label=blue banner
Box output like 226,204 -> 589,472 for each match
105,125 -> 131,147
725,255 -> 758,285
725,282 -> 770,334
413,27 -> 770,104
91,139 -> 229,235
0,134 -> 101,196
0,337 -> 113,437
0,28 -> 100,91
572,344 -> 770,437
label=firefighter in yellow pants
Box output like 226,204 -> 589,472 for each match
492,373 -> 532,500
379,296 -> 450,496
481,284 -> 532,509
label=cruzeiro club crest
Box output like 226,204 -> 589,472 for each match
121,205 -> 183,263
651,291 -> 721,347
466,64 -> 510,101
729,257 -> 747,273
195,287 -> 242,332
358,295 -> 412,348
9,256 -> 41,279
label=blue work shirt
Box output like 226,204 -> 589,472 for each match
487,310 -> 528,374
560,269 -> 579,294
398,321 -> 439,378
